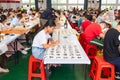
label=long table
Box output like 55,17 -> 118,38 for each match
44,17 -> 90,80
0,18 -> 40,63
0,18 -> 39,48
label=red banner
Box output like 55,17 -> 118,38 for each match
0,0 -> 20,3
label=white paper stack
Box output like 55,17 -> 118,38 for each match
44,44 -> 82,60
0,43 -> 8,55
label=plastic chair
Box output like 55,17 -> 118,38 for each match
28,55 -> 46,80
85,43 -> 98,59
90,56 -> 115,80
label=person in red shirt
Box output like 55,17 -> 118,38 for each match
84,22 -> 108,49
80,14 -> 92,32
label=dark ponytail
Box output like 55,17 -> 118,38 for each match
0,15 -> 7,23
35,19 -> 56,35
44,19 -> 56,28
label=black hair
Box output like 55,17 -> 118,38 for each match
97,11 -> 104,17
0,15 -> 7,23
115,16 -> 120,20
21,10 -> 27,14
117,21 -> 120,25
49,15 -> 57,20
35,19 -> 56,35
17,14 -> 22,18
44,19 -> 56,28
30,8 -> 33,11
87,15 -> 93,21
73,16 -> 76,19
56,10 -> 61,15
100,21 -> 109,27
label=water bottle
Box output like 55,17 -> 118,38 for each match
64,20 -> 68,29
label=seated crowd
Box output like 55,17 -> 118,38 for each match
0,6 -> 120,79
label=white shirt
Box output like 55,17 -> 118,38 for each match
97,16 -> 104,23
70,15 -> 76,23
10,17 -> 21,28
26,6 -> 30,12
0,23 -> 8,30
32,30 -> 51,48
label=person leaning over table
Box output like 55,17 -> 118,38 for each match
103,22 -> 120,79
32,19 -> 60,79
10,13 -> 22,28
84,21 -> 109,49
95,11 -> 104,23
0,15 -> 9,30
9,13 -> 30,54
0,15 -> 9,73
0,66 -> 9,73
0,14 -> 30,55
21,11 -> 29,22
111,16 -> 120,28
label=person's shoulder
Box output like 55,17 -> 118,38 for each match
88,22 -> 97,26
107,28 -> 119,34
92,23 -> 100,26
0,23 -> 2,25
37,30 -> 45,35
12,17 -> 17,21
109,28 -> 116,31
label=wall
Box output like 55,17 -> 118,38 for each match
88,0 -> 99,9
0,3 -> 20,9
0,0 -> 20,9
38,0 -> 46,10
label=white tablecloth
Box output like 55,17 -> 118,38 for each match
0,43 -> 8,55
0,18 -> 39,54
44,17 -> 90,64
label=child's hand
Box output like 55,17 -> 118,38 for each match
54,40 -> 60,45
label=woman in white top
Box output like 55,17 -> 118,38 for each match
0,15 -> 8,30
0,15 -> 9,73
10,14 -> 22,28
32,19 -> 59,60
96,11 -> 104,23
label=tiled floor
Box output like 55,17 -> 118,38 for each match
0,50 -> 119,80
0,50 -> 91,80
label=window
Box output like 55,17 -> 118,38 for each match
52,0 -> 84,10
31,0 -> 35,3
22,0 -> 29,3
52,0 -> 57,4
106,6 -> 111,8
78,6 -> 84,9
52,5 -> 58,9
107,0 -> 116,4
22,0 -> 35,8
31,5 -> 35,8
23,5 -> 27,8
58,0 -> 66,4
118,0 -> 120,4
102,0 -> 107,4
118,6 -> 120,9
78,0 -> 84,4
101,6 -> 106,10
68,0 -> 77,4
58,5 -> 66,10
68,5 -> 77,10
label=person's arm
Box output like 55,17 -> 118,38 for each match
13,24 -> 18,27
99,29 -> 108,39
99,32 -> 106,39
118,45 -> 120,53
43,40 -> 60,48
79,26 -> 83,33
10,18 -> 20,28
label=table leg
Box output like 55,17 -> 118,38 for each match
13,40 -> 18,65
84,64 -> 89,80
